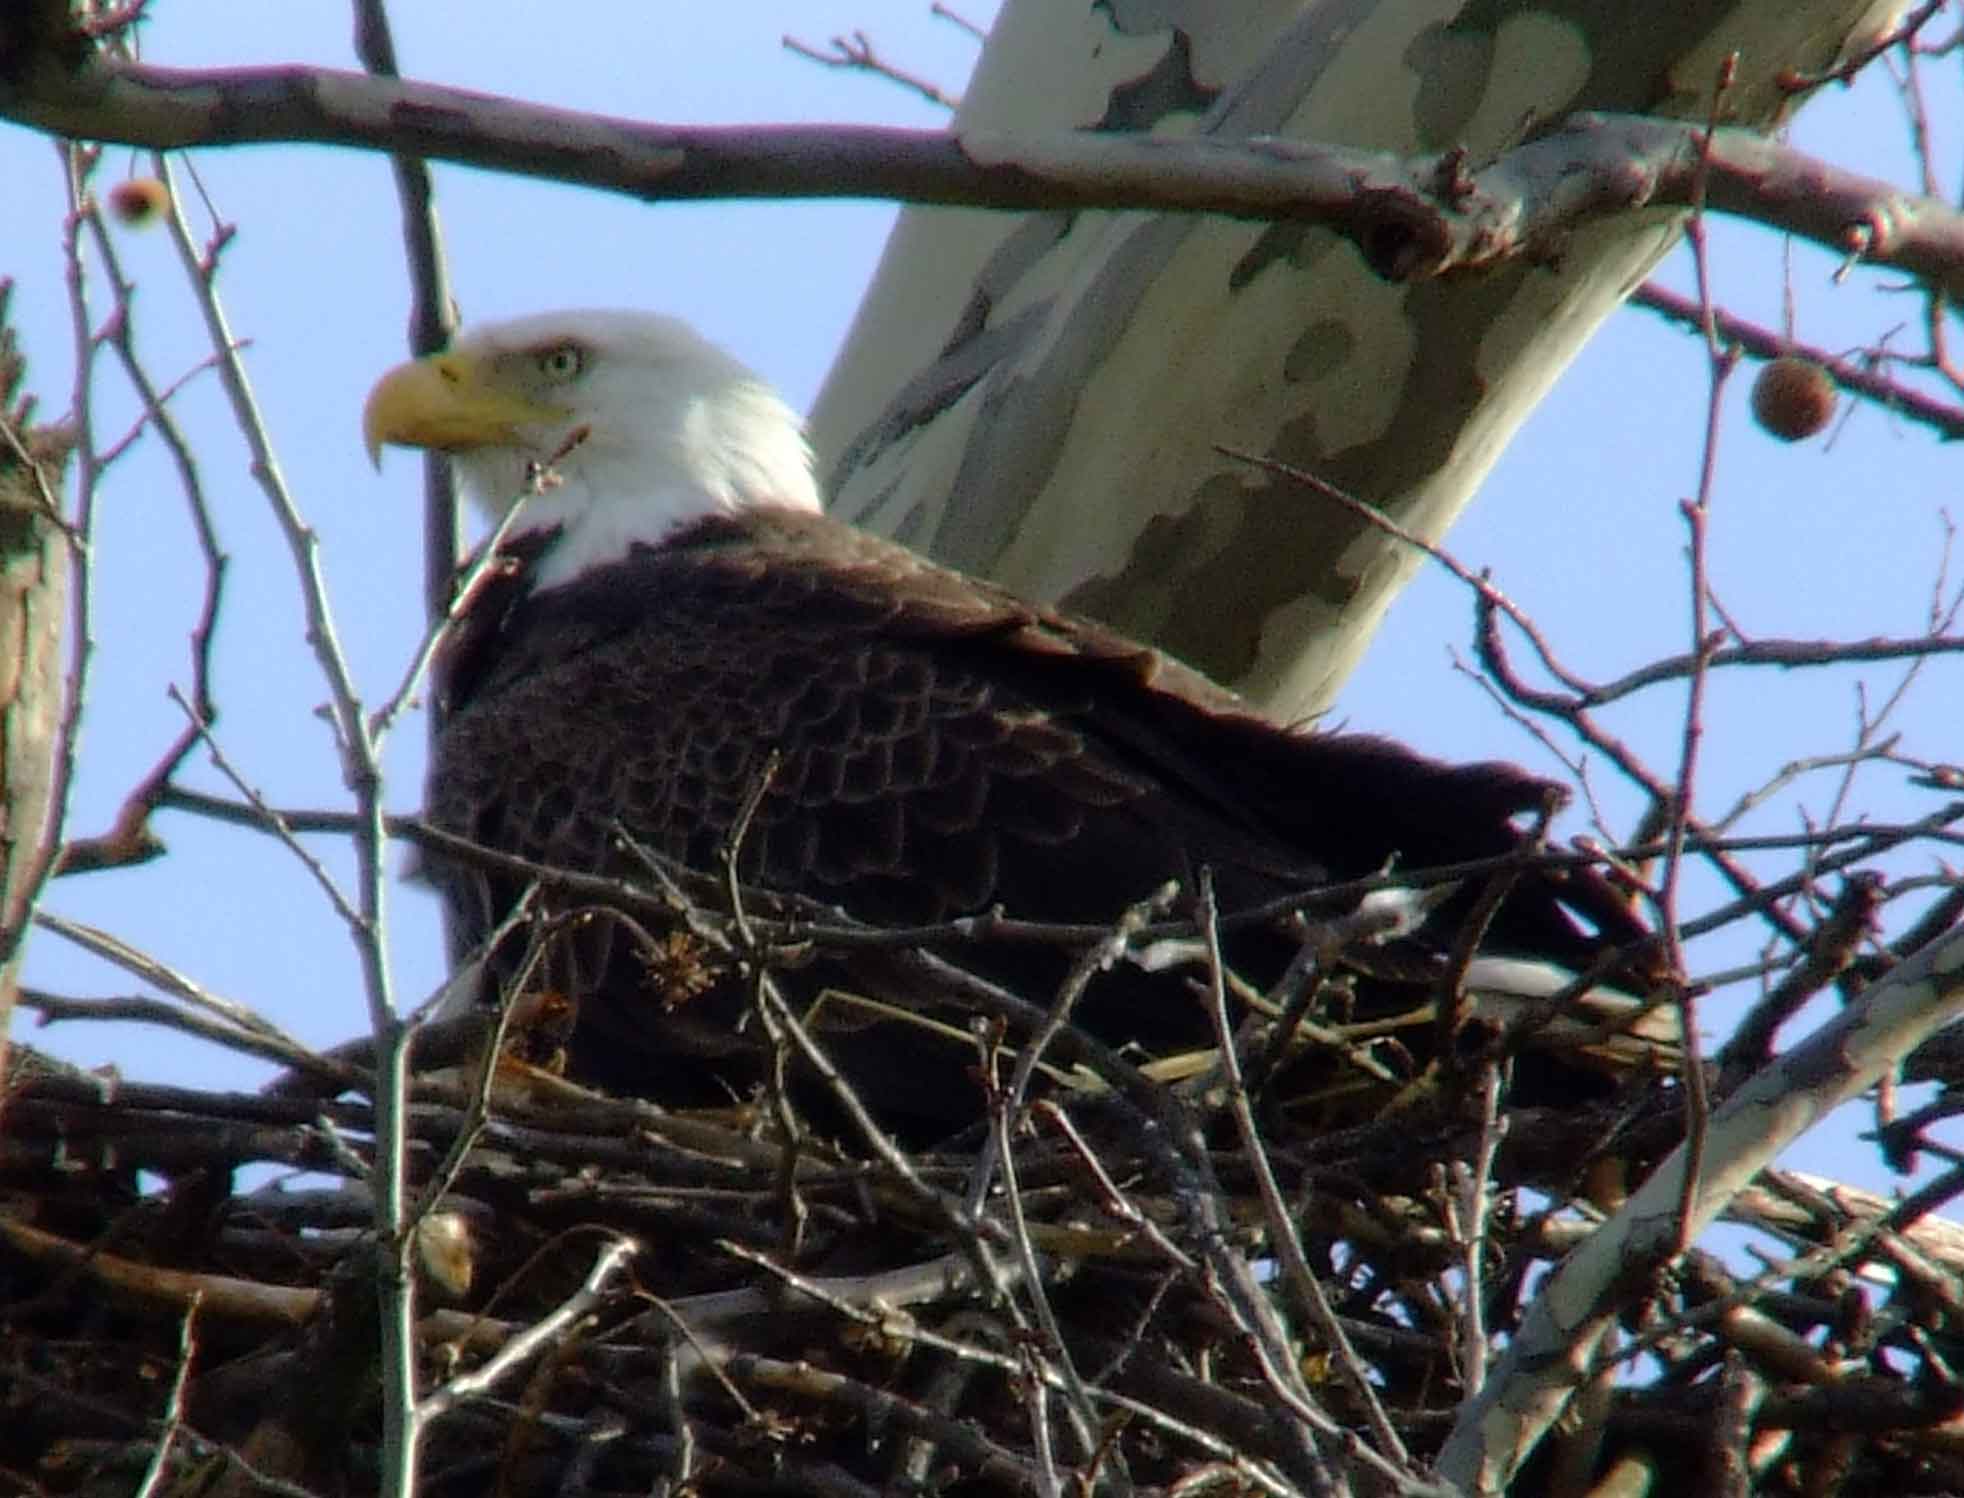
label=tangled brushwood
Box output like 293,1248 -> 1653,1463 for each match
6,847 -> 1964,1498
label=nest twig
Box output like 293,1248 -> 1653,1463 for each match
5,875 -> 1964,1497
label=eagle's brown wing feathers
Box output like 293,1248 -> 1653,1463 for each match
428,507 -> 1644,1121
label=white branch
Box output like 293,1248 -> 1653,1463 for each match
1437,921 -> 1964,1494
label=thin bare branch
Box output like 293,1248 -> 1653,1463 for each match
5,55 -> 1964,292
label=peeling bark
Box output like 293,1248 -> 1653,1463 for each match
814,0 -> 1908,718
0,411 -> 70,1081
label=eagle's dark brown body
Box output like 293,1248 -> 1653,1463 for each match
429,507 -> 1646,1129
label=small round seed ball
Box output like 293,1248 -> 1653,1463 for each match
1751,356 -> 1837,442
106,177 -> 171,228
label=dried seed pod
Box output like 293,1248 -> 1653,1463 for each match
1751,355 -> 1837,442
105,177 -> 171,227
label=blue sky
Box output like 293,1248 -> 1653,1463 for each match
1,4 -> 1956,1198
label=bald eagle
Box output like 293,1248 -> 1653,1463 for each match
364,310 -> 1656,1132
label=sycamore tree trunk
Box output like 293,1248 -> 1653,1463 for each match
812,0 -> 1901,720
0,356 -> 71,1081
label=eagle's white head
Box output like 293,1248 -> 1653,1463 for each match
363,309 -> 821,590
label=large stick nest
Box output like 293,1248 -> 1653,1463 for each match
5,869 -> 1964,1498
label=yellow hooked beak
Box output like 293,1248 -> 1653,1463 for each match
362,350 -> 569,468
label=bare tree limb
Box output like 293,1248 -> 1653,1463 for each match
1437,920 -> 1964,1492
1632,280 -> 1964,440
348,0 -> 461,625
4,53 -> 1964,295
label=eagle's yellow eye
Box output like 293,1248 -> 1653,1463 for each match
536,344 -> 585,382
